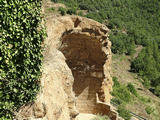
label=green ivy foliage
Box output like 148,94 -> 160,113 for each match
0,0 -> 46,119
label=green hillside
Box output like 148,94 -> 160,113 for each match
53,0 -> 160,98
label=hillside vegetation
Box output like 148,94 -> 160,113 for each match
112,54 -> 160,120
52,0 -> 160,98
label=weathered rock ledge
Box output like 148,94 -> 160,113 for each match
16,15 -> 118,120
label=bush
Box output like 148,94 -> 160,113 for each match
118,106 -> 131,120
112,77 -> 132,103
112,76 -> 120,87
77,11 -> 84,16
145,106 -> 154,115
111,98 -> 122,105
67,7 -> 77,15
58,7 -> 67,16
143,77 -> 151,89
0,0 -> 46,119
112,85 -> 132,103
138,96 -> 151,103
154,86 -> 160,97
127,83 -> 138,96
47,7 -> 55,12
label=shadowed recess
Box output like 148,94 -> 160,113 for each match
59,33 -> 107,113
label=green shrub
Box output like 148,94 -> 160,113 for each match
118,105 -> 131,120
47,7 -> 55,12
112,76 -> 120,87
67,7 -> 77,15
145,106 -> 154,115
154,86 -> 160,97
58,7 -> 67,15
111,98 -> 122,105
138,96 -> 151,103
112,85 -> 132,103
112,77 -> 132,103
0,0 -> 46,119
143,77 -> 151,89
77,11 -> 84,16
127,83 -> 138,96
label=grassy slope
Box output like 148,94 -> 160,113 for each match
112,46 -> 160,120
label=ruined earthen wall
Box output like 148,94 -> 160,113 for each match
16,16 -> 117,120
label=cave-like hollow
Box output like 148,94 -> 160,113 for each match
59,33 -> 107,114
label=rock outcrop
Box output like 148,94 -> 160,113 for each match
16,15 -> 117,120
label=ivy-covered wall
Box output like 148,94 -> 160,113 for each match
0,0 -> 46,119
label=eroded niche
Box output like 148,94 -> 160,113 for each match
16,16 -> 118,120
59,32 -> 108,114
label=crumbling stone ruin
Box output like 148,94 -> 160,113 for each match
16,16 -> 118,120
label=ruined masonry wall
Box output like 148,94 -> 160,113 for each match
16,16 -> 117,120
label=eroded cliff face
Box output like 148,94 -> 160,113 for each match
16,16 -> 117,120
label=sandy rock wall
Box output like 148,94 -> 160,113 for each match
16,16 -> 116,120
59,32 -> 109,114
